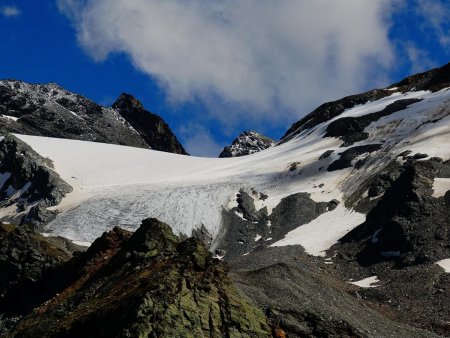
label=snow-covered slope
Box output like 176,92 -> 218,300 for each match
11,85 -> 450,256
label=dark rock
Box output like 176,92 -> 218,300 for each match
191,224 -> 213,248
2,218 -> 270,337
325,98 -> 422,146
269,193 -> 335,241
112,93 -> 187,154
398,150 -> 412,158
281,89 -> 392,143
230,246 -> 438,338
328,199 -> 340,211
412,153 -> 428,160
0,222 -> 72,325
327,144 -> 382,171
0,135 -> 72,227
392,61 -> 450,92
337,159 -> 450,267
214,189 -> 270,259
319,149 -> 334,160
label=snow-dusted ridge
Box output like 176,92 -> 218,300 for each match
11,86 -> 450,255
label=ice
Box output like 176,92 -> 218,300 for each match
15,132 -> 351,244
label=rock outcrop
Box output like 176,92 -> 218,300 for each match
0,134 -> 72,227
1,218 -> 270,337
219,131 -> 275,158
112,93 -> 188,155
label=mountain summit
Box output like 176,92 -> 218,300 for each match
112,93 -> 187,155
219,130 -> 275,158
0,80 -> 186,154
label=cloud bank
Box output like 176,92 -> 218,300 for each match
1,5 -> 21,17
415,0 -> 450,48
58,0 -> 397,125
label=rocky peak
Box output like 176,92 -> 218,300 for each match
219,130 -> 275,158
112,92 -> 144,111
124,217 -> 180,256
112,93 -> 188,155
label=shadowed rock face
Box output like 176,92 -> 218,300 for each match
1,218 -> 270,338
0,80 -> 186,154
325,157 -> 450,336
337,157 -> 450,267
112,93 -> 188,155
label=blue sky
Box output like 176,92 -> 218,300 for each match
1,1 -> 449,156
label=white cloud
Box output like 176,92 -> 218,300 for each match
403,43 -> 435,73
179,124 -> 223,157
415,0 -> 450,47
58,0 -> 398,125
1,5 -> 21,17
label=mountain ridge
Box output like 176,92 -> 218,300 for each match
0,79 -> 186,154
0,62 -> 449,336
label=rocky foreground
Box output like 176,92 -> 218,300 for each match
0,219 -> 270,337
0,218 -> 442,338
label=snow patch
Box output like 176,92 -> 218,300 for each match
72,240 -> 91,247
350,276 -> 380,288
432,178 -> 450,198
270,204 -> 366,257
436,259 -> 450,273
1,115 -> 19,121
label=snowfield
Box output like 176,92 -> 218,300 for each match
11,86 -> 450,255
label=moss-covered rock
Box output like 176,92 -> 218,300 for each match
4,218 -> 270,337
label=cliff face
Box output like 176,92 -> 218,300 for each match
112,93 -> 188,155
